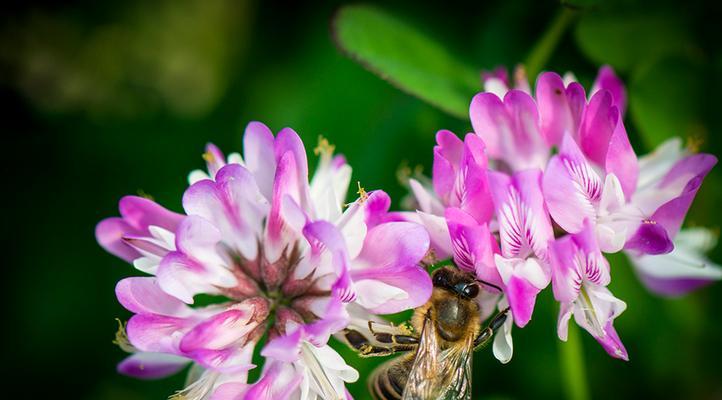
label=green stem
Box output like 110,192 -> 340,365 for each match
559,323 -> 591,400
524,7 -> 577,80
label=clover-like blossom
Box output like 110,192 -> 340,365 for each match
405,65 -> 717,364
550,220 -> 628,360
97,122 -> 432,399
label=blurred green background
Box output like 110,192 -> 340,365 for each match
2,0 -> 721,399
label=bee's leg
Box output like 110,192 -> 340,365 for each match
342,328 -> 416,357
474,307 -> 510,350
368,321 -> 419,345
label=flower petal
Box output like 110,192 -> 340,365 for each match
489,170 -> 553,260
126,314 -> 191,353
591,65 -> 626,117
542,136 -> 602,233
629,228 -> 722,296
432,130 -> 464,204
536,72 -> 585,146
243,121 -> 277,200
115,277 -> 192,317
445,207 -> 501,286
117,352 -> 189,379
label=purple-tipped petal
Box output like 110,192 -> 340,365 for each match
117,352 -> 189,379
180,303 -> 263,354
126,314 -> 190,353
629,228 -> 722,296
115,277 -> 192,317
652,153 -> 717,239
96,218 -> 140,262
596,320 -> 628,361
97,196 -> 183,262
118,196 -> 184,233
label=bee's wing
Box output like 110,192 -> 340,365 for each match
402,313 -> 442,400
402,313 -> 474,400
438,335 -> 474,400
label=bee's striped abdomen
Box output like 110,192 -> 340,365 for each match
369,357 -> 414,400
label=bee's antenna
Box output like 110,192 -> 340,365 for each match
476,279 -> 503,293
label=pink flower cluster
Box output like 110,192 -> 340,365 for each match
407,66 -> 718,362
97,124 -> 431,399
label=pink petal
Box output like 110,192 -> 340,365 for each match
267,151 -> 302,255
432,130 -> 464,203
115,277 -> 192,317
126,314 -> 191,353
274,128 -> 311,211
302,221 -> 355,303
605,120 -> 638,200
261,328 -> 303,362
352,264 -> 432,314
653,153 -> 717,238
489,170 -> 553,260
579,90 -> 618,167
536,72 -> 585,146
445,207 -> 502,287
96,217 -> 140,262
542,136 -> 601,233
591,65 -> 627,117
550,236 -> 582,303
357,222 -> 430,272
596,320 -> 628,361
458,134 -> 494,223
117,352 -> 189,380
118,196 -> 184,233
504,272 -> 542,328
243,121 -> 277,200
180,308 -> 257,353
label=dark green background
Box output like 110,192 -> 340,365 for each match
2,0 -> 721,399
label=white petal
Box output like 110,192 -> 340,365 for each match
492,297 -> 514,364
353,280 -> 409,309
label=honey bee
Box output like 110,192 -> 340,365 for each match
342,266 -> 509,400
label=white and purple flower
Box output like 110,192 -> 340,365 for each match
97,122 -> 432,399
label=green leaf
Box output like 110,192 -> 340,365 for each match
629,56 -> 705,149
333,5 -> 479,119
575,11 -> 694,73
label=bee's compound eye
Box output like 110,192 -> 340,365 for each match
463,283 -> 480,298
